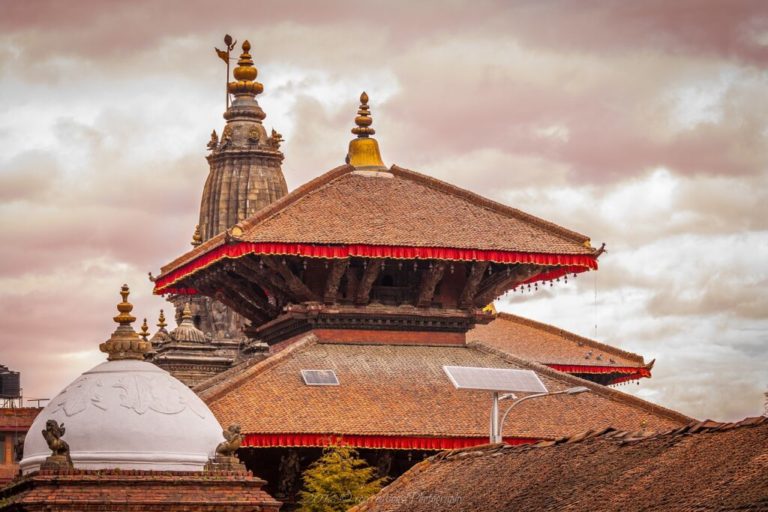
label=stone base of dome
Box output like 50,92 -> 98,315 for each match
21,451 -> 211,474
205,454 -> 247,472
40,455 -> 72,471
0,467 -> 281,511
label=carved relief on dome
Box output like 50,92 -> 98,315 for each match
48,371 -> 207,419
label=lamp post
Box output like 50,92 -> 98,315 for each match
492,386 -> 590,444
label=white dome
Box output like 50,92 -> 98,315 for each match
21,359 -> 223,473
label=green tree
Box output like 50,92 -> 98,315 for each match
297,443 -> 387,512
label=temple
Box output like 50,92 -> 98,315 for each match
1,286 -> 281,511
149,39 -> 691,504
150,40 -> 289,384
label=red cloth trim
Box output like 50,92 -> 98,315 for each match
155,242 -> 598,295
242,433 -> 539,450
547,364 -> 652,385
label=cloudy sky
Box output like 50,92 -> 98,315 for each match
1,0 -> 766,421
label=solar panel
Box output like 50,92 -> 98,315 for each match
301,369 -> 340,386
443,366 -> 547,393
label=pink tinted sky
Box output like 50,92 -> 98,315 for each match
1,0 -> 766,421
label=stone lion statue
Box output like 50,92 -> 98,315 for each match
215,424 -> 242,458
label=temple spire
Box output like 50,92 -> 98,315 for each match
347,92 -> 386,170
99,284 -> 150,361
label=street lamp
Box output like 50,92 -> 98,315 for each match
493,386 -> 590,443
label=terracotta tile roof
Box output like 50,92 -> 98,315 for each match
353,417 -> 768,512
199,336 -> 690,443
468,313 -> 647,368
158,165 -> 596,279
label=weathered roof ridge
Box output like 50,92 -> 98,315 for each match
494,312 -> 646,365
351,416 -> 768,512
197,333 -> 319,403
432,415 -> 768,463
159,165 -> 353,276
390,165 -> 592,246
193,352 -> 270,395
468,341 -> 693,424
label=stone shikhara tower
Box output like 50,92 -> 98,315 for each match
153,39 -> 288,385
198,39 -> 288,241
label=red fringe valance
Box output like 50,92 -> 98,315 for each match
155,242 -> 598,295
242,433 -> 539,450
547,364 -> 652,384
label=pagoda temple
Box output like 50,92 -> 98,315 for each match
150,39 -> 691,503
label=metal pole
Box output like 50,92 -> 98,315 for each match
490,391 -> 500,443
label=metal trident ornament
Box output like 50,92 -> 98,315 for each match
215,34 -> 237,110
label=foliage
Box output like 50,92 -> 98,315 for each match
297,443 -> 388,512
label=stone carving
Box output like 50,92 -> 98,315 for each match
207,129 -> 219,150
41,419 -> 73,470
220,125 -> 233,149
247,125 -> 261,144
277,449 -> 302,500
114,375 -> 205,418
51,377 -> 106,417
210,300 -> 230,339
14,434 -> 25,462
269,128 -> 283,149
216,424 -> 243,458
206,424 -> 246,471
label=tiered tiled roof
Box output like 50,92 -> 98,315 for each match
197,336 -> 690,450
353,417 -> 768,512
155,165 -> 598,295
468,313 -> 653,384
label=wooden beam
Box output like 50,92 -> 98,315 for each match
192,279 -> 262,322
262,256 -> 320,302
236,257 -> 293,305
355,259 -> 383,305
416,261 -> 446,307
231,258 -> 290,308
222,271 -> 278,317
458,261 -> 490,308
323,259 -> 349,304
473,265 -> 541,307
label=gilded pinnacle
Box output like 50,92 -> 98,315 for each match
347,91 -> 386,170
191,224 -> 203,247
140,318 -> 150,341
228,40 -> 263,96
352,92 -> 375,138
99,284 -> 151,361
157,309 -> 167,329
181,303 -> 194,322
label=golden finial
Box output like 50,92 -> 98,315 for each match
191,225 -> 203,247
352,92 -> 375,138
346,92 -> 386,170
140,318 -> 150,341
181,303 -> 194,322
99,284 -> 151,361
157,309 -> 167,330
228,40 -> 263,96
